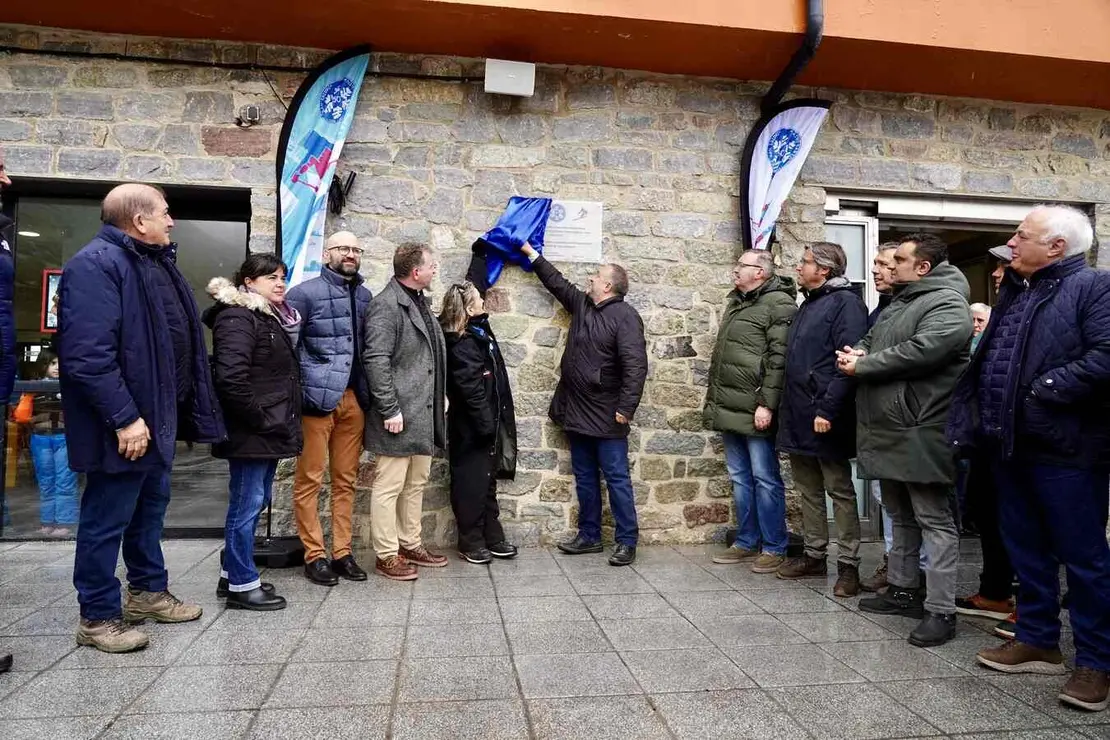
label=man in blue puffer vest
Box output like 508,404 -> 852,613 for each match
60,184 -> 227,653
285,231 -> 372,586
949,205 -> 1110,713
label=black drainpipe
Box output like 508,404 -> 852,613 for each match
762,0 -> 825,114
739,0 -> 827,251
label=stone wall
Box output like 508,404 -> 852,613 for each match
2,24 -> 1109,547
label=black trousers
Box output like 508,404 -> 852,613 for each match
967,451 -> 1014,602
450,445 -> 505,552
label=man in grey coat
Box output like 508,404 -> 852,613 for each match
364,243 -> 449,580
837,233 -> 972,649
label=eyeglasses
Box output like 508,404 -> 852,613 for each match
329,245 -> 364,256
733,262 -> 763,275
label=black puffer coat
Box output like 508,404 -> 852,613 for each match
444,241 -> 518,478
203,278 -> 303,460
777,277 -> 868,460
532,255 -> 648,439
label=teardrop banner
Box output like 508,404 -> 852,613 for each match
740,98 -> 832,251
276,45 -> 372,287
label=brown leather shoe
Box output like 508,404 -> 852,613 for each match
1060,667 -> 1110,712
776,555 -> 827,580
861,555 -> 888,592
400,545 -> 449,568
376,555 -> 418,581
833,563 -> 861,598
977,640 -> 1067,675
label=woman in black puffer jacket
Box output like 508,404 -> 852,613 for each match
439,241 -> 519,564
203,253 -> 303,611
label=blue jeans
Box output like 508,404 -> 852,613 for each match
568,432 -> 638,546
992,457 -> 1110,671
223,459 -> 277,591
30,434 -> 79,526
722,433 -> 787,555
73,469 -> 171,621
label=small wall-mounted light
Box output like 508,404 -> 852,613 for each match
17,230 -> 40,238
235,105 -> 262,128
484,59 -> 535,97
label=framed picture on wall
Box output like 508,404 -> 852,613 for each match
41,269 -> 62,334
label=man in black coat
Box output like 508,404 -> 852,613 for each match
776,243 -> 868,596
520,243 -> 648,566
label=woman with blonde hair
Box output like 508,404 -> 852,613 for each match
439,241 -> 519,564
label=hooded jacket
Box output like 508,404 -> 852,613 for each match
704,274 -> 798,437
58,225 -> 226,473
777,277 -> 868,459
202,278 -> 303,460
854,262 -> 972,484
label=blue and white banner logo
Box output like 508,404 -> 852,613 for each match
740,99 -> 831,251
276,46 -> 371,287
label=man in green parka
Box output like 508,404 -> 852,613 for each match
837,233 -> 971,649
705,249 -> 797,575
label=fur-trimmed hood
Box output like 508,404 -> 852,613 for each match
206,277 -> 275,316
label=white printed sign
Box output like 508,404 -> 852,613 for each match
543,200 -> 603,263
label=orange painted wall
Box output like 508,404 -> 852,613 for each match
4,0 -> 1110,108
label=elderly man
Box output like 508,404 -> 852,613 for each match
950,205 -> 1110,712
776,243 -> 868,595
521,242 -> 647,566
705,250 -> 797,574
989,245 -> 1012,295
839,233 -> 971,648
285,231 -> 372,586
364,243 -> 448,580
60,184 -> 225,653
0,149 -> 14,672
970,303 -> 992,353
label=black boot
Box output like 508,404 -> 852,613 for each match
460,548 -> 492,564
226,586 -> 287,611
557,535 -> 604,555
331,554 -> 368,581
0,652 -> 11,673
859,586 -> 925,618
488,541 -> 518,559
909,611 -> 957,647
304,558 -> 339,586
216,579 -> 276,599
608,544 -> 636,566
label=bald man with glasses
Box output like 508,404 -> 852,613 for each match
285,231 -> 374,586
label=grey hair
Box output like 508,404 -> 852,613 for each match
969,302 -> 991,315
1032,204 -> 1094,257
808,242 -> 847,279
741,249 -> 774,273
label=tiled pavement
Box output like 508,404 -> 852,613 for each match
0,538 -> 1107,740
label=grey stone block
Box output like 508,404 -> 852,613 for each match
250,706 -> 389,740
598,617 -> 710,651
0,636 -> 76,674
699,615 -> 809,648
743,587 -> 845,614
726,643 -> 867,688
582,593 -> 679,620
0,120 -> 33,142
0,666 -> 161,719
0,91 -> 53,117
392,699 -> 527,740
527,696 -> 671,739
494,574 -> 575,598
399,656 -> 518,702
652,688 -> 806,740
566,572 -> 654,596
291,628 -> 404,661
265,660 -> 396,708
112,123 -> 162,150
552,114 -> 612,142
1,606 -> 80,636
768,682 -> 942,740
57,148 -> 121,177
409,599 -> 500,625
505,619 -> 609,655
592,147 -> 653,171
101,711 -> 255,740
822,639 -> 968,681
37,119 -> 103,147
644,432 -> 705,456
638,567 -> 730,593
498,595 -> 593,623
662,590 -> 765,622
622,647 -> 753,693
881,111 -> 937,139
877,676 -> 1060,735
964,170 -> 1014,194
0,145 -> 51,175
406,623 -> 509,657
413,577 -> 495,600
0,716 -> 113,740
984,673 -> 1110,729
208,601 -> 320,631
776,610 -> 902,643
514,652 -> 639,698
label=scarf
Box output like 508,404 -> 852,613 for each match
241,286 -> 302,345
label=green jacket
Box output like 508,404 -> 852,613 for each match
854,262 -> 972,484
704,275 -> 798,437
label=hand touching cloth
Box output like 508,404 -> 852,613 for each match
480,197 -> 552,285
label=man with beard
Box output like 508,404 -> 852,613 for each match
285,231 -> 373,586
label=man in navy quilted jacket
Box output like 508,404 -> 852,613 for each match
948,205 -> 1110,713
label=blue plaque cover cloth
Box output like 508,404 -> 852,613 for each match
480,197 -> 552,285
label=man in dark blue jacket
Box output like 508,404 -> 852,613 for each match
949,205 -> 1110,712
60,184 -> 226,653
0,148 -> 14,673
776,243 -> 868,596
285,231 -> 372,586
